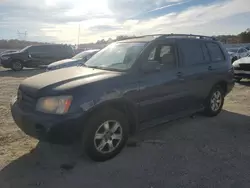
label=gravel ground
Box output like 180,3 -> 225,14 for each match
0,67 -> 250,188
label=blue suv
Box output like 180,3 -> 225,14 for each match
11,34 -> 234,161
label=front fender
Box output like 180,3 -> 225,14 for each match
79,93 -> 139,134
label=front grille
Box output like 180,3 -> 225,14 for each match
239,64 -> 250,71
17,89 -> 37,111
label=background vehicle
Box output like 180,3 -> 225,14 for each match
0,44 -> 74,71
227,47 -> 250,63
46,49 -> 100,71
11,34 -> 234,161
233,56 -> 250,82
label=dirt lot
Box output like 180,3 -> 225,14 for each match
0,67 -> 250,188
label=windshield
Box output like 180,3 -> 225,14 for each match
19,46 -> 30,53
85,42 -> 146,71
72,51 -> 94,60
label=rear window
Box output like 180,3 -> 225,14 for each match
206,43 -> 225,62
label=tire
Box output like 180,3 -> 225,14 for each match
82,108 -> 129,162
11,60 -> 23,71
203,85 -> 225,117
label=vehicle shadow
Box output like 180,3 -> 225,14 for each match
0,68 -> 45,78
238,79 -> 250,86
1,110 -> 250,188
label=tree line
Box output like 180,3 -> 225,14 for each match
1,29 -> 249,50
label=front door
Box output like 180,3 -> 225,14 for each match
26,46 -> 51,67
138,41 -> 190,124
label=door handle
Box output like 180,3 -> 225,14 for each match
208,66 -> 213,71
176,72 -> 184,81
176,72 -> 183,77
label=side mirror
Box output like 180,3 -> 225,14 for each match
141,60 -> 161,73
27,51 -> 32,58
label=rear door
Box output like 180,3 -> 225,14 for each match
177,39 -> 212,106
206,42 -> 228,87
26,46 -> 51,67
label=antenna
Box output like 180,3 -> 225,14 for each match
77,24 -> 81,49
17,30 -> 28,40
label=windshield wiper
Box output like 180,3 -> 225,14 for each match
87,65 -> 120,71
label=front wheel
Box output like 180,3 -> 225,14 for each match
203,86 -> 224,117
82,108 -> 129,161
11,60 -> 23,71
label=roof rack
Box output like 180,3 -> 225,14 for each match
158,34 -> 217,41
128,34 -> 217,41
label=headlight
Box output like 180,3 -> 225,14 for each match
232,62 -> 239,67
36,96 -> 72,114
1,56 -> 10,60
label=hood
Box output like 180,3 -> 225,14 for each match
48,59 -> 78,67
1,51 -> 22,56
1,50 -> 17,55
20,67 -> 122,97
233,57 -> 250,66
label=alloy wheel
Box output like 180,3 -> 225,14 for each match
94,120 -> 123,154
210,90 -> 222,112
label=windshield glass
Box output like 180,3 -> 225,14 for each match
19,46 -> 30,53
85,42 -> 146,71
72,51 -> 93,60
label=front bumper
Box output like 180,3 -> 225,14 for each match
0,59 -> 12,68
234,70 -> 250,79
11,100 -> 85,144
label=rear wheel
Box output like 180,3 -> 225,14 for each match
82,108 -> 129,161
11,60 -> 23,71
203,85 -> 224,117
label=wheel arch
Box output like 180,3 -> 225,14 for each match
84,98 -> 139,135
11,59 -> 24,63
213,80 -> 227,94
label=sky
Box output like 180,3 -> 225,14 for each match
0,0 -> 249,44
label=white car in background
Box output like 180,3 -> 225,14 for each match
47,49 -> 100,71
227,47 -> 250,63
233,55 -> 250,82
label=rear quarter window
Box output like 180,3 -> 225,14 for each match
206,42 -> 225,62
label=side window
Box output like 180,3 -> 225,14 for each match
147,44 -> 176,69
28,46 -> 39,53
159,45 -> 175,68
238,48 -> 243,53
148,47 -> 156,61
180,40 -> 206,65
28,46 -> 49,53
160,45 -> 171,58
206,43 -> 225,62
201,44 -> 210,62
